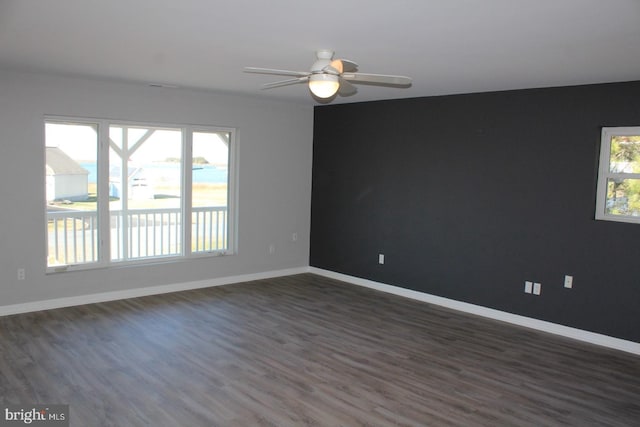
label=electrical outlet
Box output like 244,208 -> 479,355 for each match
378,254 -> 385,265
524,281 -> 533,294
533,282 -> 542,295
564,275 -> 573,289
17,268 -> 25,281
292,232 -> 298,242
268,244 -> 275,254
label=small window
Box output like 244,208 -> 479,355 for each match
596,127 -> 640,224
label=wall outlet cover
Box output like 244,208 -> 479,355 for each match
533,282 -> 542,295
524,281 -> 533,294
564,275 -> 573,288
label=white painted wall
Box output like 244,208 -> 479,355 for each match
0,69 -> 313,306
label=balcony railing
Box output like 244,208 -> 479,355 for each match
47,206 -> 227,267
47,210 -> 98,266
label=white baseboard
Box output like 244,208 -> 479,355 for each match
0,267 -> 308,317
309,267 -> 640,356
4,265 -> 638,356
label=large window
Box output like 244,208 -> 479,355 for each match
45,118 -> 235,271
596,127 -> 640,224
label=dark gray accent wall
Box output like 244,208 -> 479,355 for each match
310,81 -> 640,343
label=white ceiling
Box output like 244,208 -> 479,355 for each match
1,0 -> 639,105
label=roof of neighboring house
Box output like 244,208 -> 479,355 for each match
45,147 -> 89,176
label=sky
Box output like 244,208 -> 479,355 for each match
45,122 -> 229,165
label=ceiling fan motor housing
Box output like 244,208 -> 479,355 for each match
311,49 -> 336,74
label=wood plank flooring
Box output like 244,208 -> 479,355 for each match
1,273 -> 639,426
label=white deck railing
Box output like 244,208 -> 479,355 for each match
47,206 -> 227,267
47,210 -> 99,266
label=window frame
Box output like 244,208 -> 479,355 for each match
595,126 -> 640,224
45,116 -> 237,273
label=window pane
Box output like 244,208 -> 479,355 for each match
609,136 -> 640,173
109,125 -> 183,261
109,126 -> 123,150
606,178 -> 640,216
191,131 -> 229,253
45,122 -> 98,267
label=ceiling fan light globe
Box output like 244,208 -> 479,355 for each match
309,74 -> 339,98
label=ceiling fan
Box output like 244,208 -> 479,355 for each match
244,49 -> 412,100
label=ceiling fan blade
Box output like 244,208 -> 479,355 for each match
327,59 -> 358,75
336,59 -> 358,72
244,67 -> 310,78
341,72 -> 412,86
337,78 -> 357,97
262,77 -> 309,89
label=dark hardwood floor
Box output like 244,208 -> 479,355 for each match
1,273 -> 639,426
